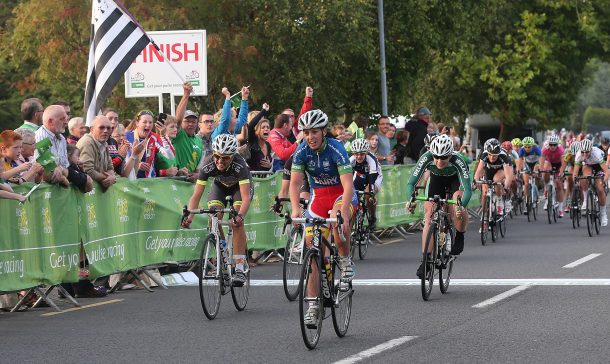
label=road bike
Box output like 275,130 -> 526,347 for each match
273,196 -> 308,301
412,192 -> 458,301
566,172 -> 582,229
576,175 -> 603,237
476,180 -> 506,245
282,212 -> 353,349
522,170 -> 539,222
350,190 -> 374,260
540,169 -> 559,224
181,197 -> 250,320
510,173 -> 525,217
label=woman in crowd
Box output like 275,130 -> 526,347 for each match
124,110 -> 173,179
246,103 -> 273,171
156,115 -> 184,177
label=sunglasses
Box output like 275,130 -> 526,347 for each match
213,154 -> 232,162
355,152 -> 367,156
582,150 -> 591,154
548,144 -> 558,147
488,153 -> 499,157
432,155 -> 450,160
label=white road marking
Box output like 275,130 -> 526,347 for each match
333,336 -> 417,364
472,285 -> 531,308
240,279 -> 610,287
41,299 -> 123,316
563,253 -> 602,268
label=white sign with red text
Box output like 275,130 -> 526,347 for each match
124,30 -> 207,97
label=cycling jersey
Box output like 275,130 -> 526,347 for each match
479,151 -> 511,181
282,154 -> 310,193
575,147 -> 605,166
349,152 -> 383,191
541,145 -> 565,165
197,154 -> 252,190
406,151 -> 472,207
518,145 -> 542,164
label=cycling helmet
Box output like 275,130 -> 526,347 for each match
484,138 -> 501,154
212,133 -> 238,155
298,109 -> 328,131
423,132 -> 439,148
522,137 -> 535,147
580,138 -> 593,152
547,134 -> 560,145
351,138 -> 370,153
501,141 -> 512,152
602,137 -> 610,145
511,138 -> 522,147
429,134 -> 454,158
586,133 -> 593,140
569,141 -> 581,155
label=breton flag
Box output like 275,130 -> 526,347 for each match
83,0 -> 150,126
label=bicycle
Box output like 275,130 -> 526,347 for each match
576,175 -> 603,237
282,211 -> 353,349
181,197 -> 250,320
567,173 -> 582,229
522,170 -> 539,222
273,196 -> 308,301
350,190 -> 374,260
539,170 -> 559,224
411,192 -> 458,301
475,180 -> 506,245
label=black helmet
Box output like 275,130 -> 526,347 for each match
484,138 -> 501,154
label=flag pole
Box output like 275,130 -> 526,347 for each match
230,85 -> 251,99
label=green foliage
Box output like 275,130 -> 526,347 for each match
582,106 -> 610,131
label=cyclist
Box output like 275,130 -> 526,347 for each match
405,134 -> 471,278
572,138 -> 609,226
350,138 -> 383,229
539,134 -> 566,217
419,132 -> 439,158
560,140 -> 580,212
516,136 -> 541,214
289,109 -> 356,326
473,138 -> 514,215
183,134 -> 253,286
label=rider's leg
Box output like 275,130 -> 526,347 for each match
595,178 -> 608,226
303,233 -> 320,325
332,196 -> 355,282
450,190 -> 468,255
493,170 -> 505,212
581,166 -> 592,210
417,201 -> 435,278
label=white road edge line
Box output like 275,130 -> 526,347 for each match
472,284 -> 530,309
333,336 -> 417,364
563,253 -> 602,268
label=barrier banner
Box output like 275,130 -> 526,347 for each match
0,183 -> 80,292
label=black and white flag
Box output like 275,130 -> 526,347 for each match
84,0 -> 150,126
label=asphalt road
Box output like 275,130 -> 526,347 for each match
3,210 -> 610,363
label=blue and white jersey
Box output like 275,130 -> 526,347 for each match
291,138 -> 352,189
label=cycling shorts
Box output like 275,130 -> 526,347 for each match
427,173 -> 460,200
484,168 -> 504,181
207,181 -> 253,209
306,185 -> 357,227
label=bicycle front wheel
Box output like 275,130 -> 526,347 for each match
586,191 -> 594,237
480,195 -> 489,246
439,226 -> 454,294
331,258 -> 352,338
199,234 -> 222,320
283,226 -> 304,301
421,223 -> 436,301
231,265 -> 250,311
593,194 -> 600,235
547,189 -> 553,224
299,249 -> 323,350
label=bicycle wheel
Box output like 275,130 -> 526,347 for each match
421,223 -> 436,301
331,257 -> 352,338
593,194 -> 600,235
231,263 -> 250,311
499,204 -> 507,238
283,226 -> 304,301
349,211 -> 361,259
299,249 -> 323,350
547,187 -> 553,224
198,234 -> 222,320
526,189 -> 532,222
532,185 -> 538,221
586,190 -> 594,237
358,211 -> 370,260
480,195 -> 489,245
439,225 -> 454,294
490,210 -> 498,242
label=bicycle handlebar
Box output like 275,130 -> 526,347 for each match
415,195 -> 460,205
283,211 -> 346,243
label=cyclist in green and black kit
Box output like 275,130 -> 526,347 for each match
405,134 -> 472,278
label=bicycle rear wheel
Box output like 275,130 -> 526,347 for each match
299,249 -> 323,350
231,264 -> 250,311
331,258 -> 352,338
199,234 -> 222,320
499,207 -> 507,238
439,226 -> 454,294
586,191 -> 594,237
421,223 -> 436,301
283,226 -> 304,301
480,195 -> 489,245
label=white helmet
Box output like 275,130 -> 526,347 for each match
212,134 -> 238,155
351,138 -> 369,153
547,134 -> 560,145
429,134 -> 454,157
580,138 -> 593,152
569,141 -> 580,154
298,109 -> 328,131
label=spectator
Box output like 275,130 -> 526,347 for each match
331,125 -> 347,141
76,115 -> 117,189
0,180 -> 26,202
197,111 -> 215,158
246,103 -> 272,171
66,117 -> 86,144
14,128 -> 36,164
53,100 -> 72,119
404,106 -> 432,163
16,98 -> 44,131
66,144 -> 93,193
367,131 -> 390,164
427,121 -> 437,134
35,105 -> 69,186
0,130 -> 43,183
125,110 -> 170,179
212,86 -> 250,139
376,116 -> 392,165
172,83 -> 204,181
268,113 -> 303,171
392,130 -> 409,165
156,115 -> 180,177
287,86 -> 314,142
386,123 -> 397,149
110,123 -> 129,175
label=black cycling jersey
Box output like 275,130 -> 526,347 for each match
479,151 -> 511,171
349,152 -> 382,191
197,154 -> 252,189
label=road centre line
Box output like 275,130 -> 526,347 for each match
234,279 -> 610,287
41,299 -> 123,317
563,253 -> 602,268
333,336 -> 417,364
472,285 -> 531,308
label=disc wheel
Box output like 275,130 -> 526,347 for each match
198,234 -> 222,320
299,249 -> 323,350
283,226 -> 304,301
331,259 -> 352,338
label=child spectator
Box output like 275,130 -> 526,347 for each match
67,144 -> 93,193
0,130 -> 43,183
392,130 -> 409,165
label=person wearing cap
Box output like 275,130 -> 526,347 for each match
172,83 -> 204,181
376,115 -> 393,165
404,106 -> 432,163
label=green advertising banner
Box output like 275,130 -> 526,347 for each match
0,164 -> 481,291
0,183 -> 80,292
